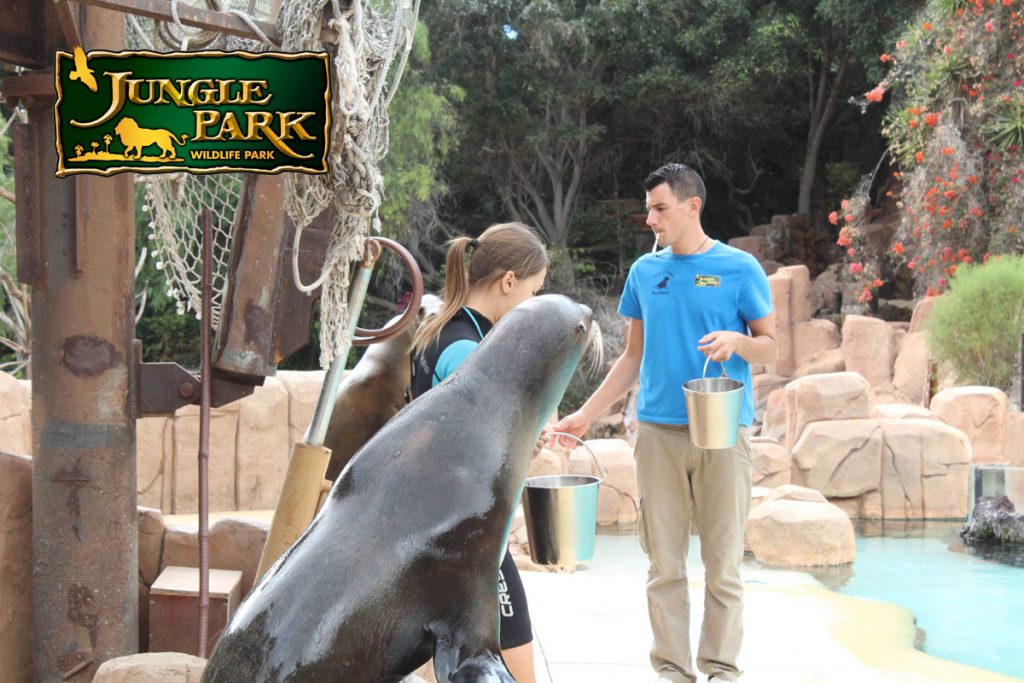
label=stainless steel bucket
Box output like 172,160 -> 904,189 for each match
682,357 -> 743,449
522,433 -> 607,567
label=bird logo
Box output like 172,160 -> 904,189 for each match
69,46 -> 98,93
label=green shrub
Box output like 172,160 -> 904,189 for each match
926,255 -> 1024,393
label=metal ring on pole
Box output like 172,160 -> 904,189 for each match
351,236 -> 424,346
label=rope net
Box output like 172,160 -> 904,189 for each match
128,0 -> 419,365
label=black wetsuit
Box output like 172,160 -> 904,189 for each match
409,306 -> 534,650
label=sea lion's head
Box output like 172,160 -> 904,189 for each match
471,294 -> 595,426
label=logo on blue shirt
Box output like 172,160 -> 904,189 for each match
652,271 -> 672,294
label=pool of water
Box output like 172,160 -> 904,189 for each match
803,521 -> 1024,679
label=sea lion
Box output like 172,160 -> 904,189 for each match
323,294 -> 441,482
202,294 -> 594,683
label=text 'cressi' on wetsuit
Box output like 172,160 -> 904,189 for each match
409,306 -> 534,650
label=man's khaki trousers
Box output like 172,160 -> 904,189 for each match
634,422 -> 752,683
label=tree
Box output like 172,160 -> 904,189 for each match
103,133 -> 112,153
423,0 -> 606,248
378,21 -> 462,294
799,0 -> 922,216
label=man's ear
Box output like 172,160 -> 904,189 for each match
690,197 -> 702,215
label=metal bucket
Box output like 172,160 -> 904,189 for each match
682,357 -> 743,450
522,433 -> 607,567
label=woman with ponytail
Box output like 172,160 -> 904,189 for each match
410,222 -> 548,682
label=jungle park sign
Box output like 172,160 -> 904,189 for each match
54,49 -> 331,177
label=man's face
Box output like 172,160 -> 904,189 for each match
645,182 -> 700,250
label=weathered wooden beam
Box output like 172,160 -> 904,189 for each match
54,0 -> 83,48
71,0 -> 282,44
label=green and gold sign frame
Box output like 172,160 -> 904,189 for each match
54,50 -> 331,177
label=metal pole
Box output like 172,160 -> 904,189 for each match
304,241 -> 381,447
197,211 -> 213,657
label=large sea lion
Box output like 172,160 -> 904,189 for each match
322,294 -> 441,482
202,294 -> 594,682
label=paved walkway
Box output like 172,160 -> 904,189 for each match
520,533 -> 1023,683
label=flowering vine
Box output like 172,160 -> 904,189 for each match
831,0 -> 1024,299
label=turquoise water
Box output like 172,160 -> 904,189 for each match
805,522 -> 1024,680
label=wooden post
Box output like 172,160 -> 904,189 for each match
27,5 -> 138,680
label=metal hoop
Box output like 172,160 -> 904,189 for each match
351,236 -> 424,346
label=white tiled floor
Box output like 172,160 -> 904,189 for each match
520,533 -> 1022,683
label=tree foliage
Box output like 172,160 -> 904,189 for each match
927,255 -> 1024,392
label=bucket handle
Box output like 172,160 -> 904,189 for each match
545,431 -> 608,483
701,355 -> 729,380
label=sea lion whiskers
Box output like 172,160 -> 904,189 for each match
579,319 -> 604,379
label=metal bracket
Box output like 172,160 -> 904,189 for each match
131,340 -> 262,417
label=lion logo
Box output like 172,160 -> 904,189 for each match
114,117 -> 189,160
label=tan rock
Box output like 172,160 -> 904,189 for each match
1006,411 -> 1024,467
571,438 -> 637,500
209,516 -> 269,597
276,370 -> 327,445
889,322 -> 908,361
763,484 -> 828,504
868,383 -> 912,407
137,417 -> 170,511
892,332 -> 931,406
841,315 -> 893,387
879,418 -> 970,519
870,403 -> 934,420
0,453 -> 32,682
767,272 -> 794,376
791,419 -> 882,498
597,485 -> 639,526
528,448 -> 567,478
930,386 -> 1010,464
728,235 -> 767,261
92,652 -> 207,683
161,525 -> 198,570
793,319 -> 840,371
172,404 -> 239,514
138,506 -> 165,587
753,374 -> 789,408
794,348 -> 845,378
752,437 -> 790,488
785,372 -> 870,446
0,371 -> 29,455
746,485 -> 855,566
908,295 -> 941,334
760,388 -> 787,444
234,378 -> 291,510
751,486 -> 773,508
779,265 -> 812,324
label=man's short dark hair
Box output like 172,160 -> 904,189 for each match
644,163 -> 706,214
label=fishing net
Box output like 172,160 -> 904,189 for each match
128,0 -> 419,366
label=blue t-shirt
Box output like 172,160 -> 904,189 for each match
618,241 -> 773,426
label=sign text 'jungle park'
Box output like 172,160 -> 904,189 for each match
54,49 -> 331,177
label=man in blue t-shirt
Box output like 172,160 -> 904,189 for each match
554,163 -> 777,683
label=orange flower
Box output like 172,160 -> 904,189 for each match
943,190 -> 957,199
915,151 -> 924,163
844,213 -> 854,223
866,85 -> 886,102
909,119 -> 919,128
909,107 -> 923,115
849,262 -> 864,274
941,147 -> 956,155
892,242 -> 904,255
923,21 -> 933,31
880,53 -> 893,63
925,112 -> 939,126
872,279 -> 885,288
828,210 -> 838,225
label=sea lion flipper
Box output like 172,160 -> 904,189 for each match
429,621 -> 513,682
